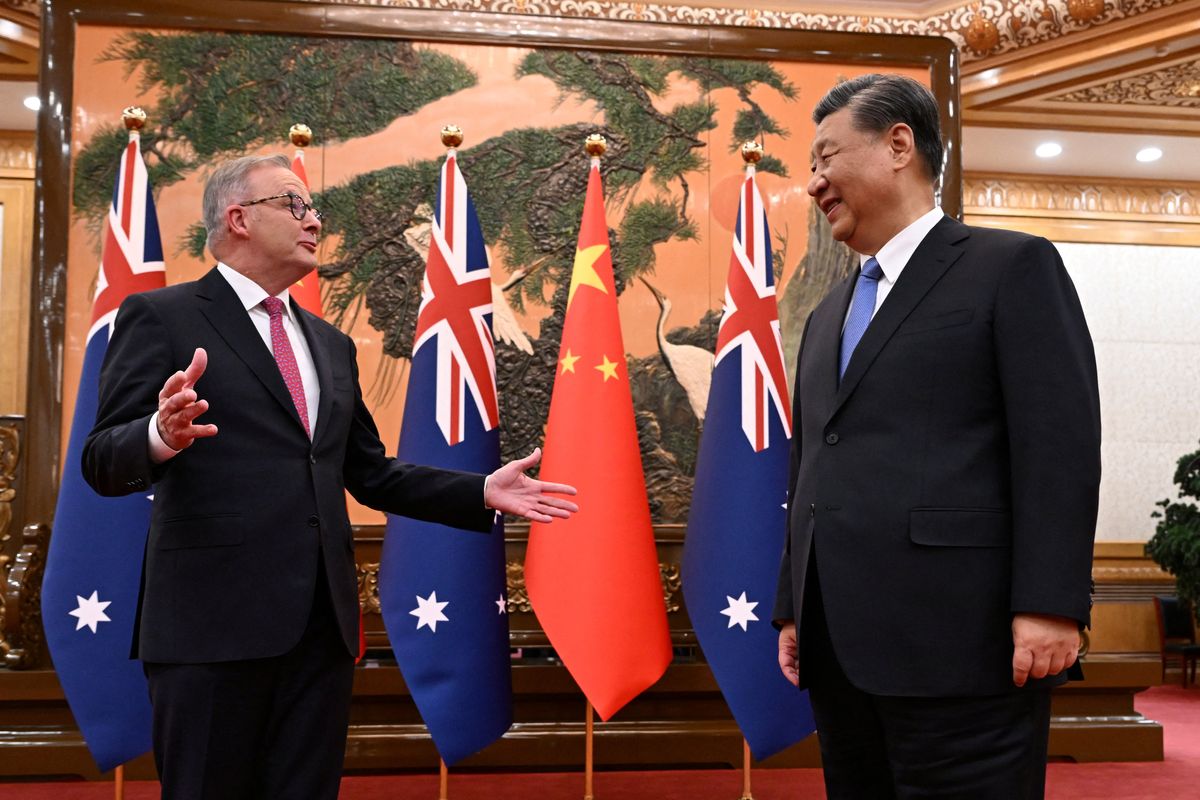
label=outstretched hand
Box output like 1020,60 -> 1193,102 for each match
157,347 -> 219,451
484,448 -> 578,523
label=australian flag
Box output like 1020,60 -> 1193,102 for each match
379,150 -> 511,765
41,131 -> 164,771
682,167 -> 815,760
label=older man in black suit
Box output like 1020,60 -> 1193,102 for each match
83,154 -> 577,799
774,74 -> 1101,798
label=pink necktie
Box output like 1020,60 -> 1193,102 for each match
262,296 -> 311,438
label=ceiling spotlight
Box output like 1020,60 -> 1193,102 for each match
23,95 -> 41,111
1136,147 -> 1163,163
1035,142 -> 1062,158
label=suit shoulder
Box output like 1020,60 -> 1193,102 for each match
960,222 -> 1054,253
298,308 -> 349,340
119,278 -> 203,310
297,308 -> 356,356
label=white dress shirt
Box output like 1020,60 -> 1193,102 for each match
844,206 -> 945,331
149,263 -> 320,460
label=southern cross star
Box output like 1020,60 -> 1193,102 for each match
410,591 -> 449,632
720,591 -> 759,631
69,590 -> 112,634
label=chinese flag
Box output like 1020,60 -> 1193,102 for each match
525,160 -> 672,720
289,149 -> 324,317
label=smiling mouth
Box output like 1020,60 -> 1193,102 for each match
820,198 -> 841,217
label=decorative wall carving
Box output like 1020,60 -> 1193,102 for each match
964,174 -> 1200,220
0,423 -> 17,555
504,560 -> 682,614
0,421 -> 19,666
0,0 -> 39,13
0,137 -> 35,172
1050,59 -> 1200,107
358,561 -> 381,614
506,560 -> 531,613
659,562 -> 682,613
2,524 -> 47,669
296,0 -> 1191,63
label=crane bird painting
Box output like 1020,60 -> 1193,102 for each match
639,277 -> 714,423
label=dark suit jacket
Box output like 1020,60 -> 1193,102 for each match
82,267 -> 492,664
773,216 -> 1101,697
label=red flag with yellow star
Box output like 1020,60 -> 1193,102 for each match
289,149 -> 324,317
525,159 -> 672,720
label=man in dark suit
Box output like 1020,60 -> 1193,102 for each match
82,154 -> 577,799
773,75 -> 1101,798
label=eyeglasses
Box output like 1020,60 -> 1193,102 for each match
238,192 -> 323,222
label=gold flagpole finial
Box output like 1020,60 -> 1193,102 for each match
122,107 -> 147,131
441,124 -> 464,149
289,123 -> 313,148
740,141 -> 764,164
584,133 -> 607,158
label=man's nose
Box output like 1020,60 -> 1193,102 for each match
305,212 -> 321,234
807,171 -> 826,197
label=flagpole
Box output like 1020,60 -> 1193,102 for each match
114,764 -> 124,800
739,739 -> 753,800
584,700 -> 595,800
438,758 -> 448,800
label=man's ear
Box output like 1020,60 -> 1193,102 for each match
887,122 -> 917,172
226,205 -> 252,240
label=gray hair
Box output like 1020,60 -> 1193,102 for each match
202,154 -> 291,253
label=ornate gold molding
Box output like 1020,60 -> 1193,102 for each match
506,560 -> 531,613
295,0 -> 1192,63
357,561 -> 381,614
0,0 -> 40,13
1051,59 -> 1200,107
0,135 -> 35,172
964,173 -> 1200,222
1093,566 -> 1172,580
503,560 -> 682,614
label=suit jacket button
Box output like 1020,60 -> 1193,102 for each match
307,516 -> 320,527
309,453 -> 317,465
825,432 -> 839,445
809,503 -> 816,517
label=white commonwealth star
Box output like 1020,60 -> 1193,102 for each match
496,594 -> 507,615
69,590 -> 112,634
720,591 -> 759,631
410,591 -> 449,632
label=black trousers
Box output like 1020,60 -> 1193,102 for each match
801,557 -> 1052,800
144,561 -> 355,800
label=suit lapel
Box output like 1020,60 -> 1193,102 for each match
291,303 -> 334,446
831,216 -> 968,417
807,273 -> 856,416
195,267 -> 308,436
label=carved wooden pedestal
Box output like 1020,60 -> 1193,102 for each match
0,652 -> 1165,780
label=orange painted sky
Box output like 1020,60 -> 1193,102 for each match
65,25 -> 925,523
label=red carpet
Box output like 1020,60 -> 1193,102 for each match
2,686 -> 1195,799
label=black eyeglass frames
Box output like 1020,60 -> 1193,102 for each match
238,192 -> 323,222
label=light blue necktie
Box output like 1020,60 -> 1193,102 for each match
839,257 -> 884,381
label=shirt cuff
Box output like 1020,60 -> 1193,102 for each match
483,474 -> 492,509
148,411 -> 181,464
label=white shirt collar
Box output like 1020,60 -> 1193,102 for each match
216,262 -> 294,319
860,206 -> 944,282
